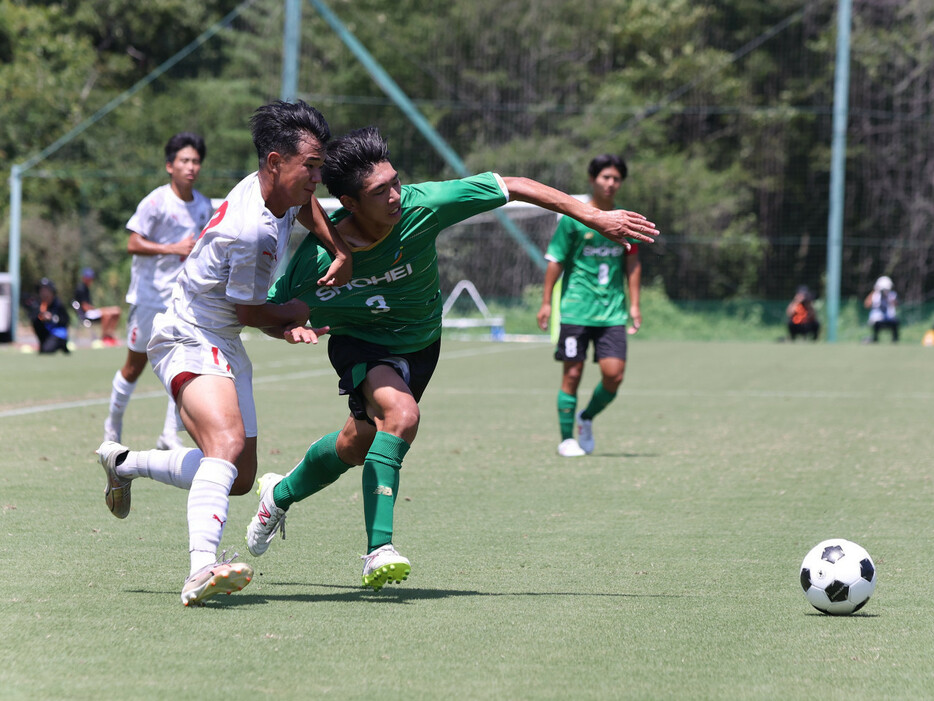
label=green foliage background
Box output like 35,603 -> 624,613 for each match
2,0 -> 933,315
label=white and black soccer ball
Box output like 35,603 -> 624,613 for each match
799,539 -> 876,615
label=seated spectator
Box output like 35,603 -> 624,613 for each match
30,278 -> 70,354
74,267 -> 121,346
786,285 -> 820,341
865,275 -> 899,343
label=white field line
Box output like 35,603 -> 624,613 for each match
5,342 -> 930,418
0,343 -> 526,419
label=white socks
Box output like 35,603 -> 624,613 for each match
116,448 -> 203,489
187,458 -> 238,575
105,370 -> 137,438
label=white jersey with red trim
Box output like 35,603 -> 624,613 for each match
163,172 -> 299,339
125,183 -> 215,309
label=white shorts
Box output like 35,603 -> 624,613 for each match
148,313 -> 257,437
126,304 -> 165,353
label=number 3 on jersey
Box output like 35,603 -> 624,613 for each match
366,295 -> 391,314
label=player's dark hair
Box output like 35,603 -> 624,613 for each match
250,100 -> 330,167
587,154 -> 627,181
165,132 -> 206,163
321,126 -> 391,200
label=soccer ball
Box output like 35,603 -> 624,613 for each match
799,539 -> 876,615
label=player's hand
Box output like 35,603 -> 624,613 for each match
283,324 -> 330,345
536,303 -> 552,331
594,209 -> 659,245
628,307 -> 642,335
318,252 -> 352,287
175,234 -> 196,260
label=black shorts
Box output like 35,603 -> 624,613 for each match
327,334 -> 442,423
554,324 -> 628,363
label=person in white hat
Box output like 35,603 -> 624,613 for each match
864,275 -> 899,342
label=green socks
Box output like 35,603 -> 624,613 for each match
557,390 -> 577,440
272,429 -> 411,553
581,383 -> 617,421
362,431 -> 410,552
274,431 -> 352,509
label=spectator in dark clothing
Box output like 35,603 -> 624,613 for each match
30,278 -> 70,354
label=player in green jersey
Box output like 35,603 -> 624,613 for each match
246,128 -> 658,588
537,154 -> 642,457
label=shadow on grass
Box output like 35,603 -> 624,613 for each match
127,581 -> 688,607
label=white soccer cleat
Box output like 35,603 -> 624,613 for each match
557,438 -> 586,457
181,555 -> 253,606
245,473 -> 287,557
156,433 -> 184,450
576,411 -> 595,454
103,416 -> 122,443
96,440 -> 133,519
361,544 -> 411,590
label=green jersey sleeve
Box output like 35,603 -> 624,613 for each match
268,172 -> 509,354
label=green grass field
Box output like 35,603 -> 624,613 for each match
2,336 -> 933,699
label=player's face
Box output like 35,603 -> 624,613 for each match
589,166 -> 623,203
351,161 -> 402,229
166,145 -> 202,188
277,135 -> 326,207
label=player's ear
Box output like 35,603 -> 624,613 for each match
339,194 -> 356,212
264,151 -> 282,174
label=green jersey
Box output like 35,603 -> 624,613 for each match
269,172 -> 509,354
545,214 -> 636,327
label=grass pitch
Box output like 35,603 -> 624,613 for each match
2,336 -> 933,699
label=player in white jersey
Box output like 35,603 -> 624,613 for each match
104,132 -> 214,451
95,101 -> 352,606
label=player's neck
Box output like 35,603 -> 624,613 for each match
338,214 -> 392,248
170,180 -> 195,202
590,194 -> 615,211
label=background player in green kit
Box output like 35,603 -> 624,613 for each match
246,128 -> 658,588
537,154 -> 641,457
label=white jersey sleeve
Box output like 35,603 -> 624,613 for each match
164,172 -> 299,339
125,184 -> 214,309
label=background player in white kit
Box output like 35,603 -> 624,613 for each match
96,100 -> 352,606
103,132 -> 213,450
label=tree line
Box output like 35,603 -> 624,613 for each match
2,0 -> 932,306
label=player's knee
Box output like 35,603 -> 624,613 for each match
121,362 -> 146,383
229,473 -> 255,496
604,374 -> 624,392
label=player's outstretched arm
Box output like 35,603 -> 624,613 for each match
502,176 -> 659,246
262,322 -> 330,344
297,195 -> 352,286
236,298 -> 309,331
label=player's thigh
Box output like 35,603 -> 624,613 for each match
593,325 -> 628,385
554,324 -> 590,363
176,374 -> 245,461
361,364 -> 420,438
